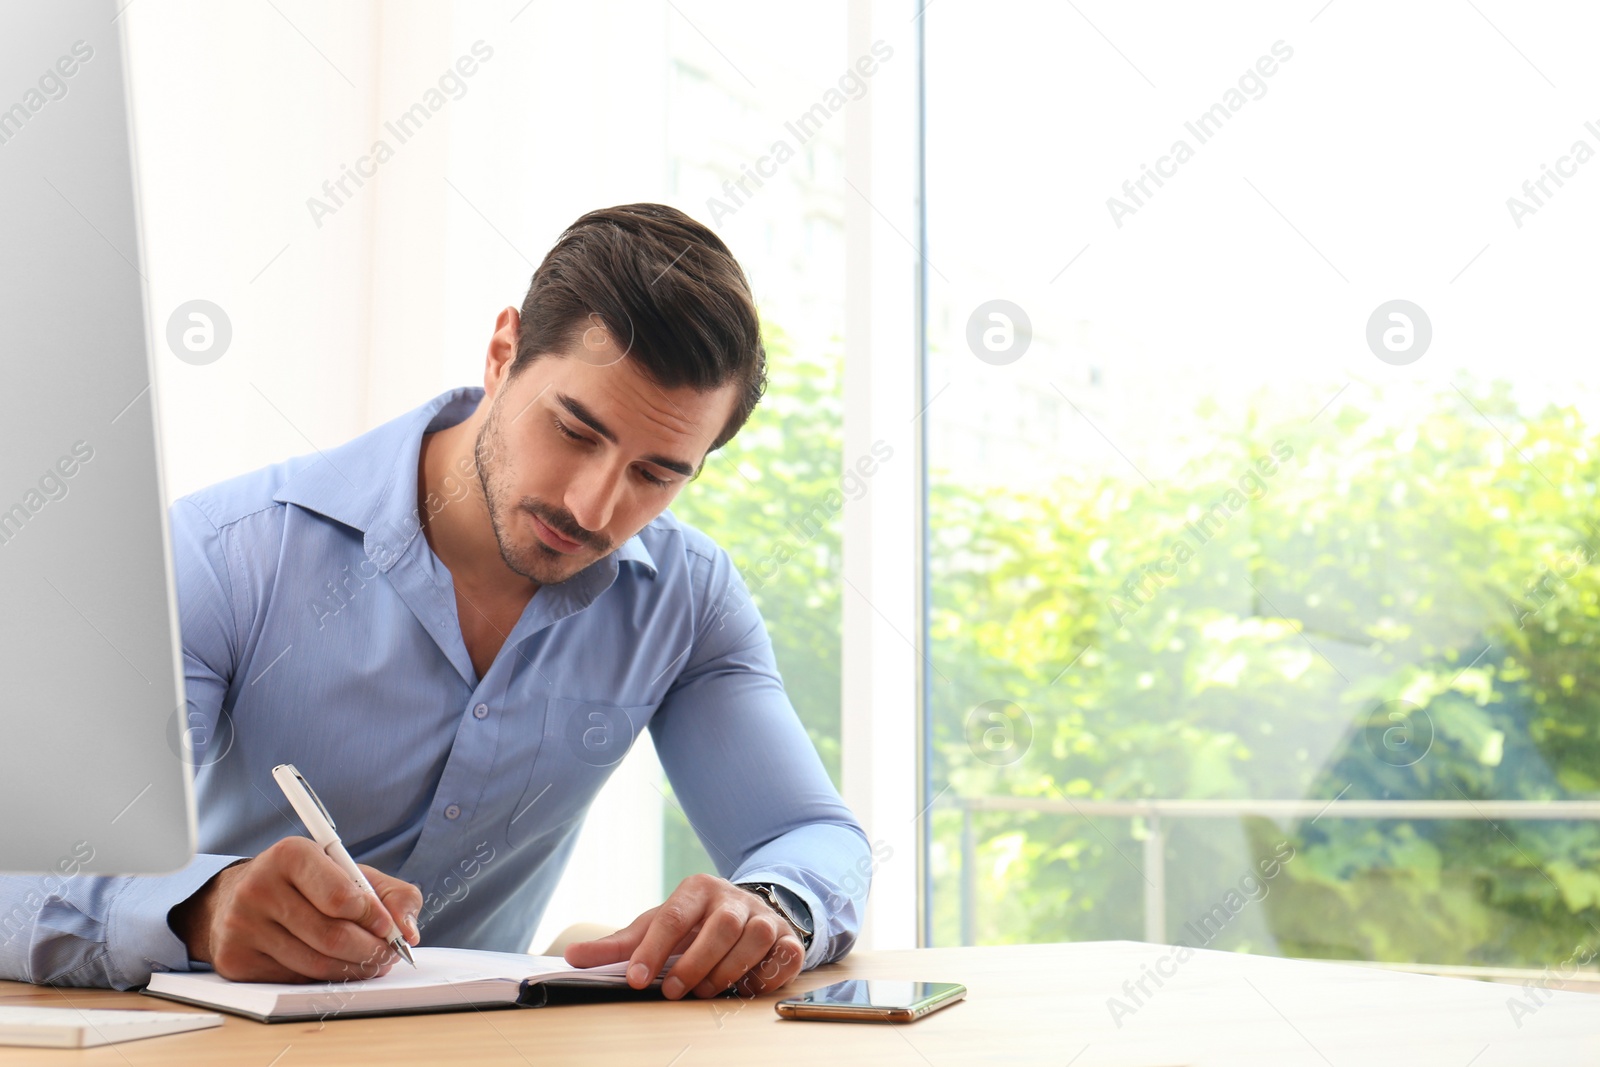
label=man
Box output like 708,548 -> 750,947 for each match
0,203 -> 870,1000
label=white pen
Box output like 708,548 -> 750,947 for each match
271,763 -> 416,968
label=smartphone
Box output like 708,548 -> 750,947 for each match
775,979 -> 967,1023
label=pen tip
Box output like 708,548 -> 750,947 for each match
395,939 -> 416,967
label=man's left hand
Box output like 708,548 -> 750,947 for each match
563,874 -> 806,999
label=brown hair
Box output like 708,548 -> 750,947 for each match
512,203 -> 766,453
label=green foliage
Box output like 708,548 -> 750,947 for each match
927,380 -> 1600,966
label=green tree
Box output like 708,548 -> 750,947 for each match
927,380 -> 1600,966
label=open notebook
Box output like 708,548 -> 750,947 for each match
144,947 -> 676,1023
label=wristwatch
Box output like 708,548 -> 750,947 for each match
738,882 -> 814,949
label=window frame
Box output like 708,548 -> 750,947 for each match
838,0 -> 926,953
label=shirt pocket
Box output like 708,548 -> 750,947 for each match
505,695 -> 656,850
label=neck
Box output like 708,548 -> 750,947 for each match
417,411 -> 538,599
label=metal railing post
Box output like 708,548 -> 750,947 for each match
1143,812 -> 1166,943
960,802 -> 976,946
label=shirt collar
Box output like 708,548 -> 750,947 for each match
272,386 -> 658,580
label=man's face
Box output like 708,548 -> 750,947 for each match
474,328 -> 739,586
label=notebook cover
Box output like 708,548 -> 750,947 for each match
516,979 -> 669,1008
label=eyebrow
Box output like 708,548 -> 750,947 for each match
555,393 -> 699,478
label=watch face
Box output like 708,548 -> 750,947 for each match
768,885 -> 814,937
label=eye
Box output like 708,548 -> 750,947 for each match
636,467 -> 671,488
553,417 -> 590,445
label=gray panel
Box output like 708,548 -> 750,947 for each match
0,0 -> 195,873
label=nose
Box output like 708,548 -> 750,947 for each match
563,459 -> 623,536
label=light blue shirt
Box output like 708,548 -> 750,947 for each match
0,387 -> 869,989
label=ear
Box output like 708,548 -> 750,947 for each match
484,307 -> 520,398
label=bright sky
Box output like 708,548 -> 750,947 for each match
923,0 -> 1600,482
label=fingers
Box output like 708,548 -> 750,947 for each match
366,866 -> 423,945
212,946 -> 303,985
251,920 -> 397,984
273,882 -> 397,967
690,910 -> 782,998
659,902 -> 744,999
731,934 -> 806,998
571,912 -> 700,985
563,909 -> 655,969
630,876 -> 717,992
280,841 -> 393,940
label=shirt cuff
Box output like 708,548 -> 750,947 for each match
733,871 -> 831,972
106,854 -> 246,989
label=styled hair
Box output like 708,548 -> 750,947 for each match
513,203 -> 766,453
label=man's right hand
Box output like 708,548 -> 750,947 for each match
168,837 -> 422,983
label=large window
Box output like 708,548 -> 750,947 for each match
921,2 -> 1600,967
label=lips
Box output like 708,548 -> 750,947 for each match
531,513 -> 583,554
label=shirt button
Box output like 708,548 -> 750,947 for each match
444,804 -> 461,821
473,703 -> 489,719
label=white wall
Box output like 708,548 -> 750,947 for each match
131,1 -> 380,496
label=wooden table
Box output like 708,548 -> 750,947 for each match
1,941 -> 1596,1064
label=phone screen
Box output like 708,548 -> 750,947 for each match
793,980 -> 964,1010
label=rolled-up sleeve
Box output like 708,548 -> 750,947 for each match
648,545 -> 871,970
0,500 -> 247,989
